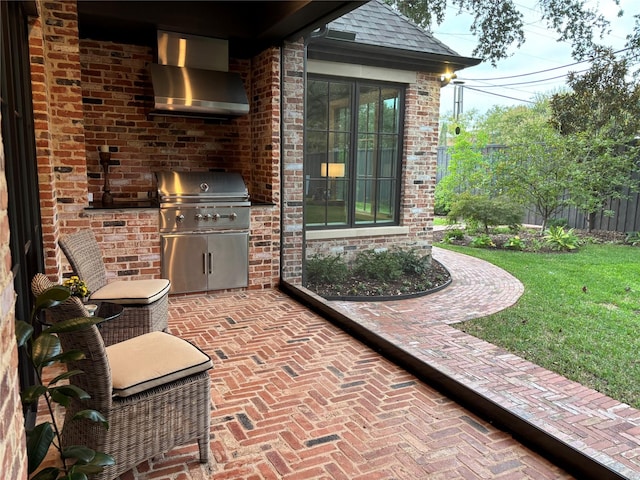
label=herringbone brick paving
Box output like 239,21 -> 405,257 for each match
40,244 -> 639,478
117,289 -> 571,480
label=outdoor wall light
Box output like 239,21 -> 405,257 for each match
440,72 -> 457,87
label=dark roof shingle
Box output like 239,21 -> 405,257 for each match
328,0 -> 462,57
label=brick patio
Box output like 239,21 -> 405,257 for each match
50,246 -> 639,480
114,288 -> 569,480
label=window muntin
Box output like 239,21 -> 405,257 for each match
305,77 -> 402,228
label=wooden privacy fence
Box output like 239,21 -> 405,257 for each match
436,146 -> 640,233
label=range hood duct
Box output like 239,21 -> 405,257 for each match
150,31 -> 249,118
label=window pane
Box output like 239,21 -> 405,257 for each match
379,135 -> 397,178
357,133 -> 375,177
381,88 -> 400,134
329,83 -> 351,132
330,132 -> 350,166
306,131 -> 328,180
358,86 -> 379,134
307,80 -> 328,130
376,179 -> 395,223
355,178 -> 374,224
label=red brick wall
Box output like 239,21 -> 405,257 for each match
0,114 -> 28,479
30,0 -> 280,290
80,40 -> 254,199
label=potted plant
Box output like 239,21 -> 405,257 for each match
15,281 -> 114,480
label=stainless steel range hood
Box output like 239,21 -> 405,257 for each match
150,31 -> 249,118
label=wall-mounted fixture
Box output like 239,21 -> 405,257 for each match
440,72 -> 457,87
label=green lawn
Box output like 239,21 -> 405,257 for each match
439,242 -> 640,408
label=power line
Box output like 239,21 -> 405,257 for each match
462,47 -> 631,81
464,69 -> 590,88
461,86 -> 536,104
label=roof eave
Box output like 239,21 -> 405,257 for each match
308,38 -> 481,74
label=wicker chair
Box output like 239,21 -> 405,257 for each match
59,229 -> 170,346
31,273 -> 212,480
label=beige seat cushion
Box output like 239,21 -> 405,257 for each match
90,279 -> 170,305
107,331 -> 212,397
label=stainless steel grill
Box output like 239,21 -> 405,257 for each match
156,171 -> 250,294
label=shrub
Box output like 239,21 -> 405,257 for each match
625,231 -> 640,246
547,218 -> 569,228
470,234 -> 496,248
543,226 -> 580,251
393,248 -> 431,276
307,248 -> 432,287
442,228 -> 465,244
354,249 -> 403,282
504,235 -> 526,250
447,193 -> 523,233
306,254 -> 348,284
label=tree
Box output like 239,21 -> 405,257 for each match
437,98 -> 576,231
385,0 -> 631,65
435,111 -> 492,213
493,136 -> 572,232
549,49 -> 640,230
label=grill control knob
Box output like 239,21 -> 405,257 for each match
229,212 -> 237,221
212,213 -> 220,221
205,213 -> 213,221
176,214 -> 185,223
195,213 -> 203,221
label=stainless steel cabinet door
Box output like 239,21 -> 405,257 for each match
161,234 -> 209,294
207,232 -> 248,290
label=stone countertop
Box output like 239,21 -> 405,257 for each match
86,199 -> 159,210
86,199 -> 275,210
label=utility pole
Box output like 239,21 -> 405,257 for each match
453,80 -> 464,119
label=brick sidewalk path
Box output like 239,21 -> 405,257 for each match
118,289 -> 571,480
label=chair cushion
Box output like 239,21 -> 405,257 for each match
90,279 -> 170,305
107,331 -> 212,397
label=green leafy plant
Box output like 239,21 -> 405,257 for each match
306,254 -> 348,285
504,235 -> 525,250
15,283 -> 114,480
353,249 -> 404,282
442,228 -> 465,244
391,248 -> 431,276
543,225 -> 580,251
625,231 -> 640,246
447,193 -> 523,234
547,218 -> 569,229
306,248 -> 443,298
470,234 -> 496,248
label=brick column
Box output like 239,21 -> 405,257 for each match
401,71 -> 440,251
29,0 -> 89,279
249,47 -> 281,288
280,40 -> 305,284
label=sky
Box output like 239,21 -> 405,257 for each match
432,0 -> 637,117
